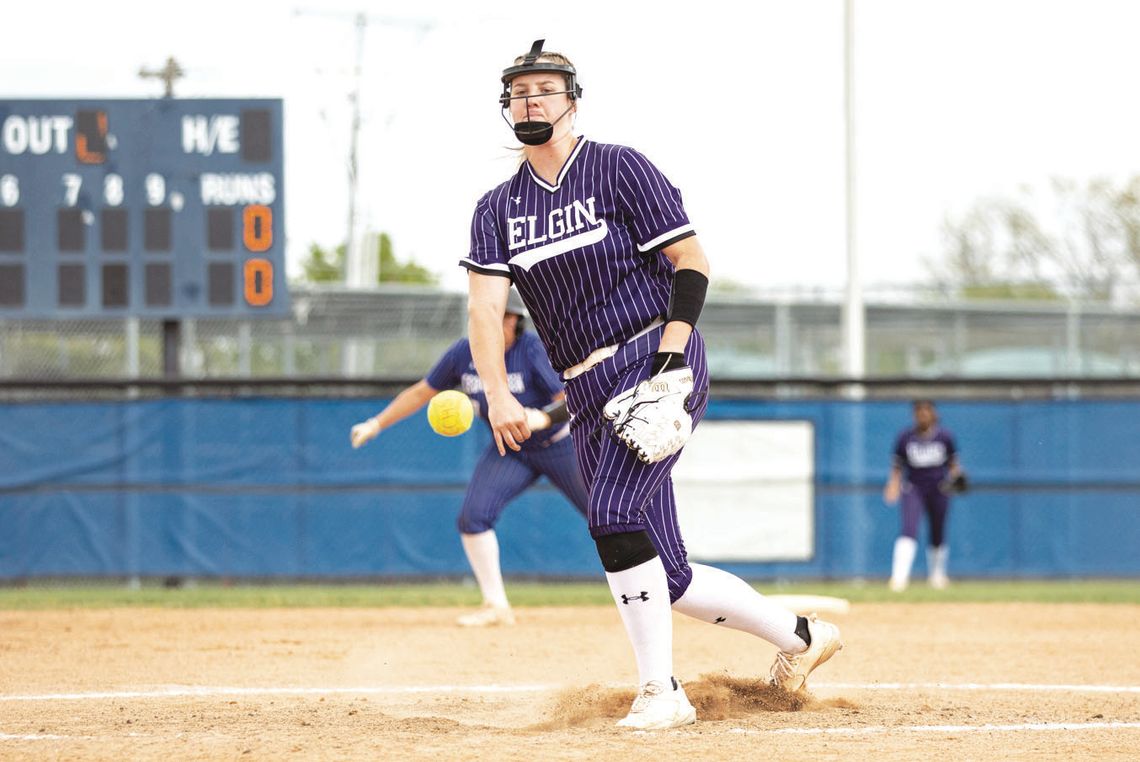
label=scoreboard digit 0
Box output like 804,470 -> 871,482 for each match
0,99 -> 288,318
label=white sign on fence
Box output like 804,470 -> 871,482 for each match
672,420 -> 814,562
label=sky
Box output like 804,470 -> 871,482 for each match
4,0 -> 1140,296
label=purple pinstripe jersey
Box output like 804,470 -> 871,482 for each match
893,427 -> 957,489
460,138 -> 695,371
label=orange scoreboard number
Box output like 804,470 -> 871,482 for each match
75,110 -> 108,165
243,258 -> 273,307
241,205 -> 274,307
242,204 -> 272,252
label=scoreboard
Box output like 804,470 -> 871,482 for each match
0,99 -> 288,318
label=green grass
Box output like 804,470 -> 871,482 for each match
0,579 -> 1136,609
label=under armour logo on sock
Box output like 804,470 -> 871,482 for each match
714,616 -> 726,624
620,591 -> 650,604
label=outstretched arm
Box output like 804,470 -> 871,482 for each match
350,379 -> 437,448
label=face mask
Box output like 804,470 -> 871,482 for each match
499,40 -> 583,146
503,98 -> 576,146
514,120 -> 554,146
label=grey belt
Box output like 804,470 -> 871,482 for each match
561,318 -> 665,381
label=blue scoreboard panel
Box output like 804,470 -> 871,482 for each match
0,99 -> 288,318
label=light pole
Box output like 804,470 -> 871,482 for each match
842,0 -> 865,382
294,9 -> 434,288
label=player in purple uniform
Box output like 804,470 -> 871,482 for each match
461,40 -> 842,729
883,399 -> 965,591
350,290 -> 588,626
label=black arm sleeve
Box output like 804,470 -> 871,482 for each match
666,268 -> 708,328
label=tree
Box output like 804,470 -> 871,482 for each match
294,233 -> 439,285
930,176 -> 1140,302
374,233 -> 438,285
297,242 -> 345,283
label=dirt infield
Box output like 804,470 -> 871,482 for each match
1,603 -> 1138,760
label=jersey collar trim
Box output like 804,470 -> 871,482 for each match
526,136 -> 587,193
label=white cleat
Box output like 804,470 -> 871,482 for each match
929,572 -> 950,590
616,678 -> 697,730
889,577 -> 908,593
768,614 -> 843,693
456,604 -> 515,628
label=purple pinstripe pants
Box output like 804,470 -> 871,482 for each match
563,325 -> 710,601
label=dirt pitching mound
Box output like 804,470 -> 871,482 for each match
685,673 -> 812,719
528,684 -> 637,730
529,673 -> 823,729
818,696 -> 861,710
375,716 -> 471,734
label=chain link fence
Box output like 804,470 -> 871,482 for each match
1,285 -> 1138,380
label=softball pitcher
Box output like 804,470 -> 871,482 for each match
461,40 -> 842,729
350,290 -> 588,626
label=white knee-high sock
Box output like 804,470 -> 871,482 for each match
605,556 -> 674,688
460,531 -> 509,608
927,545 -> 949,579
672,563 -> 805,653
891,536 -> 918,586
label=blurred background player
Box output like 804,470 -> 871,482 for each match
350,290 -> 589,625
463,40 -> 842,729
883,399 -> 965,591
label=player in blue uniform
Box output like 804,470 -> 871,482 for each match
350,290 -> 588,626
883,399 -> 965,591
461,40 -> 842,729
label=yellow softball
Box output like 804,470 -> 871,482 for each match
427,390 -> 475,437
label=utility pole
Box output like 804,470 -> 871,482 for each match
346,13 -> 367,287
136,54 -> 188,590
841,0 -> 865,383
138,56 -> 185,98
138,57 -> 187,381
294,9 -> 434,288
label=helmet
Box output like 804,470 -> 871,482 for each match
499,39 -> 583,146
499,39 -> 583,107
506,288 -> 528,318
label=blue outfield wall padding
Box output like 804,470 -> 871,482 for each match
0,396 -> 1137,579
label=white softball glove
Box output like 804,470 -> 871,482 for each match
603,366 -> 694,464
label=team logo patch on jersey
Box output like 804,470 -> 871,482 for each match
507,196 -> 608,271
906,440 -> 948,468
462,372 -> 524,395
